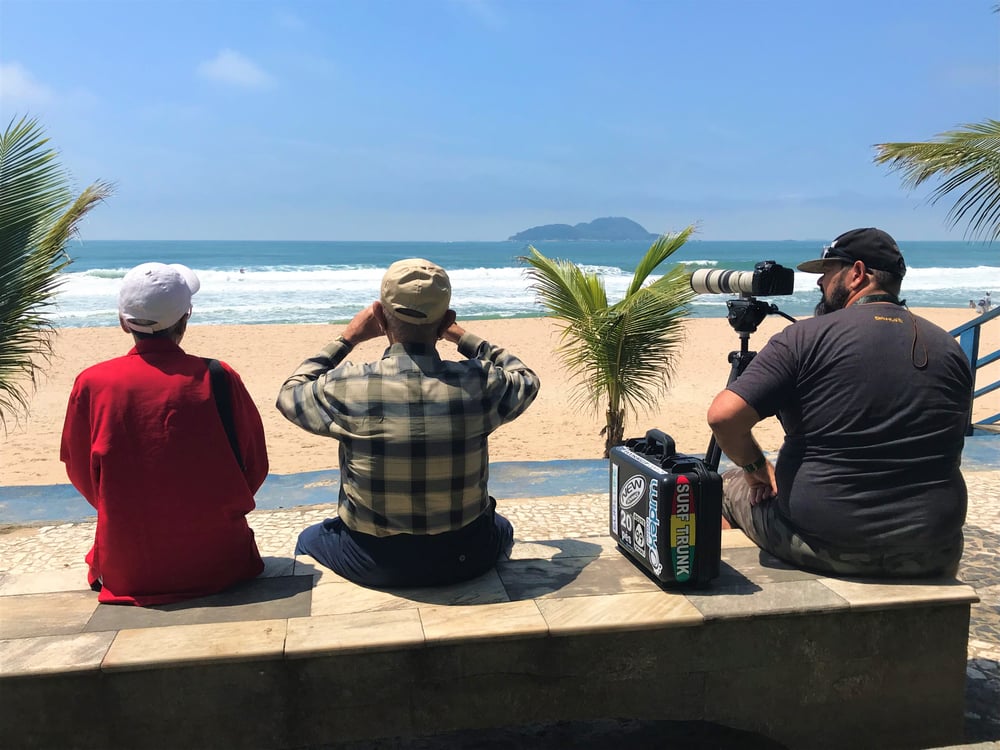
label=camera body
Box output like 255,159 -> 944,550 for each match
690,260 -> 794,297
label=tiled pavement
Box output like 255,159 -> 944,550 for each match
954,469 -> 1000,746
1,452 -> 998,747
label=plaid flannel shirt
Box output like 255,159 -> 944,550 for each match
276,333 -> 539,536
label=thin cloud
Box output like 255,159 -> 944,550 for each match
275,9 -> 306,31
0,62 -> 54,104
197,50 -> 275,89
450,0 -> 504,28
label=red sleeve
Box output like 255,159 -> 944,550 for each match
60,378 -> 98,508
222,363 -> 269,493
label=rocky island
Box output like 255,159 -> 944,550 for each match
508,216 -> 659,242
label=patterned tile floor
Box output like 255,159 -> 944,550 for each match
1,463 -> 998,747
955,471 -> 1000,745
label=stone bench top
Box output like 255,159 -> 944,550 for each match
0,528 -> 978,679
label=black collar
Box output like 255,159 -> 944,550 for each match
855,293 -> 903,306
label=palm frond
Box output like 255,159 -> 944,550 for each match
43,181 -> 114,254
0,115 -> 112,429
520,245 -> 608,324
604,273 -> 694,418
874,119 -> 1000,242
625,225 -> 696,297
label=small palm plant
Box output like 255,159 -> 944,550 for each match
521,226 -> 696,457
0,116 -> 112,429
874,119 -> 1000,242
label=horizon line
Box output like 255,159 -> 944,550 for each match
72,237 -> 992,245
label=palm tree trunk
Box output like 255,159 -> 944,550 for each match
603,407 -> 625,458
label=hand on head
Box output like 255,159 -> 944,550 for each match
343,301 -> 462,347
340,303 -> 385,345
438,312 -> 462,343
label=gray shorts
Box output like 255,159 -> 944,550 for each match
720,469 -> 961,578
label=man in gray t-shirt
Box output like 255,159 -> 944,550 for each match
707,228 -> 972,577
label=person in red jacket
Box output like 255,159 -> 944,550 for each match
61,262 -> 268,605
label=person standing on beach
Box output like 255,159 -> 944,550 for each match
61,263 -> 268,605
707,228 -> 972,577
276,258 -> 540,587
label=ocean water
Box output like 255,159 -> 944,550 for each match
53,239 -> 998,328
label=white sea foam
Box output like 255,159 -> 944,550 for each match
51,262 -> 999,327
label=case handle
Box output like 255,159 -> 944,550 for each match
643,429 -> 676,458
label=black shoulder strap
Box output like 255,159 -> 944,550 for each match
203,358 -> 245,470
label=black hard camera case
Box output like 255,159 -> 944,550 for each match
609,429 -> 723,586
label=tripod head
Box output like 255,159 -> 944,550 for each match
726,295 -> 797,336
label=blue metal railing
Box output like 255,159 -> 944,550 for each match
949,306 -> 1000,434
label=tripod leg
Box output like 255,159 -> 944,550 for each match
705,349 -> 757,471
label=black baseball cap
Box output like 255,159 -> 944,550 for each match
797,228 -> 906,277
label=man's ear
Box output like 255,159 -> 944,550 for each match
172,314 -> 189,343
437,310 -> 457,337
119,316 -> 132,334
848,260 -> 869,291
373,301 -> 388,327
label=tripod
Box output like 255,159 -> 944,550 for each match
704,296 -> 796,471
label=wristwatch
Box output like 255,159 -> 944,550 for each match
335,335 -> 355,351
741,455 -> 767,473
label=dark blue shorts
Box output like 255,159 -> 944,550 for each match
295,497 -> 514,588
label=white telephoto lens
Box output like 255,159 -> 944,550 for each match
690,269 -> 756,295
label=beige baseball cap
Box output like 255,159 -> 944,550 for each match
380,258 -> 451,325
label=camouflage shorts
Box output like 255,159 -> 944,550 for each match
720,469 -> 961,578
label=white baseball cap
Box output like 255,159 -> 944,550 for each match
118,263 -> 201,334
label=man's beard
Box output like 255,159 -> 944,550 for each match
814,279 -> 851,316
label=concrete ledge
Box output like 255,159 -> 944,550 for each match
0,529 -> 979,750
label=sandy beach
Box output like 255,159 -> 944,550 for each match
1,307 -> 995,487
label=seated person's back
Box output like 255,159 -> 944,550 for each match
708,229 -> 972,578
61,263 -> 268,605
277,258 -> 540,587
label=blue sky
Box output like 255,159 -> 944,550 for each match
1,0 -> 997,241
